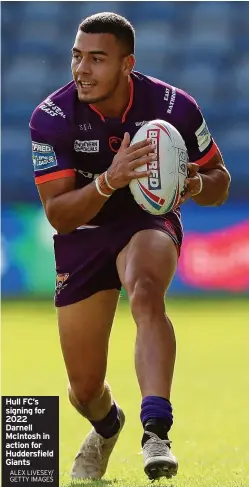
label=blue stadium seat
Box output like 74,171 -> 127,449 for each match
2,129 -> 30,160
4,56 -> 49,87
126,2 -> 178,22
187,26 -> 232,60
75,2 -> 126,19
23,1 -> 62,21
135,22 -> 173,51
235,59 -> 249,97
191,1 -> 233,22
179,64 -> 216,102
16,22 -> 61,55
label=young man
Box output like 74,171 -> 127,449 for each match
29,12 -> 231,481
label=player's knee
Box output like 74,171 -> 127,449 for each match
69,378 -> 103,407
128,275 -> 165,321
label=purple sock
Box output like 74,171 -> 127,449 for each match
140,395 -> 173,430
90,402 -> 120,439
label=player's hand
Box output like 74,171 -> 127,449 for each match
179,163 -> 202,204
106,132 -> 156,189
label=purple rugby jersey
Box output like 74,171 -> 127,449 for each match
29,71 -> 217,228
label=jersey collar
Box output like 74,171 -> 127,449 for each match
89,76 -> 134,123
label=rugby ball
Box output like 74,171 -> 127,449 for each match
129,119 -> 189,214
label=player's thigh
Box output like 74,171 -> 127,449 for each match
57,289 -> 119,388
116,229 -> 178,296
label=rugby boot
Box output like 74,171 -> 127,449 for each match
143,430 -> 178,480
71,407 -> 125,479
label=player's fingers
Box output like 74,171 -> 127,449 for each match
127,145 -> 156,162
185,177 -> 200,188
187,163 -> 199,175
126,138 -> 152,154
130,170 -> 151,180
129,154 -> 156,169
184,177 -> 201,196
120,132 -> 130,149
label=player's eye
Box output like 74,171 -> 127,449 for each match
92,57 -> 102,63
72,53 -> 81,60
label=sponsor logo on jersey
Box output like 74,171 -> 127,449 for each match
109,136 -> 122,153
39,97 -> 66,118
32,142 -> 57,171
74,140 -> 99,153
79,123 -> 92,131
164,88 -> 170,101
76,169 -> 100,180
195,119 -> 211,152
135,121 -> 148,127
167,87 -> 176,114
147,129 -> 161,190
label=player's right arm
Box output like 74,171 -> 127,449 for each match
30,120 -> 155,234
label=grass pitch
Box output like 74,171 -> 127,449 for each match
1,298 -> 249,487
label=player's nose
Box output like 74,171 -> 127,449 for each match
76,57 -> 92,75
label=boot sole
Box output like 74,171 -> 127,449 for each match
144,459 -> 178,480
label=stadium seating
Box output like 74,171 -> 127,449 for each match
2,1 -> 249,202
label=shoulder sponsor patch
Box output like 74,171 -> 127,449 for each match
166,87 -> 176,114
32,142 -> 58,171
39,97 -> 66,118
195,119 -> 211,152
74,140 -> 99,153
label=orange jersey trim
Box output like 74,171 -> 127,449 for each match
192,142 -> 218,166
89,77 -> 134,123
89,103 -> 105,121
121,77 -> 134,123
35,169 -> 75,184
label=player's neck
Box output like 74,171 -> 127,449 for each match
91,78 -> 131,120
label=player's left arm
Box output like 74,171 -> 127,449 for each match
178,96 -> 231,206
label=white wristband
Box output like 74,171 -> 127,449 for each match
104,171 -> 116,191
195,173 -> 203,195
95,177 -> 111,198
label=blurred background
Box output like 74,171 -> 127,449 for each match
2,1 -> 249,298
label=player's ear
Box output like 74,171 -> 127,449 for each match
122,55 -> 135,76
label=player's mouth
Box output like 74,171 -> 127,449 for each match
77,81 -> 95,93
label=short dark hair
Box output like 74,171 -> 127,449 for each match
79,12 -> 135,55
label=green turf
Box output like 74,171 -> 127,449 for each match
1,298 -> 249,487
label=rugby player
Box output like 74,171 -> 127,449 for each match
29,12 -> 231,481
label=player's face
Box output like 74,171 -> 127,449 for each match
71,31 -> 134,103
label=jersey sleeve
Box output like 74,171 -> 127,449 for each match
177,93 -> 218,166
29,108 -> 75,185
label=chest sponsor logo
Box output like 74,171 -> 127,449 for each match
195,119 -> 211,152
147,129 -> 161,190
74,140 -> 99,153
32,142 -> 57,171
39,97 -> 66,118
109,136 -> 122,153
